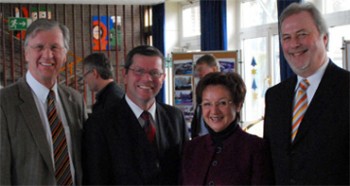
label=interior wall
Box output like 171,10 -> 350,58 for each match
0,3 -> 146,108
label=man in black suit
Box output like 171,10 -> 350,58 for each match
82,45 -> 189,185
264,2 -> 349,185
82,52 -> 124,114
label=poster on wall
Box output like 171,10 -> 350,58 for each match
176,105 -> 194,126
92,16 -> 122,51
175,75 -> 192,90
175,90 -> 192,105
174,60 -> 193,75
218,58 -> 235,73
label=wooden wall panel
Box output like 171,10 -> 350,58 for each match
0,3 -> 148,108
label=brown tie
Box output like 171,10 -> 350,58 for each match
140,111 -> 156,144
47,90 -> 73,185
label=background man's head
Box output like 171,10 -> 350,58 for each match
194,54 -> 220,79
83,53 -> 114,92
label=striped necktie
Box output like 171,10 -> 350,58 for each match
47,90 -> 73,185
140,111 -> 156,144
291,79 -> 310,142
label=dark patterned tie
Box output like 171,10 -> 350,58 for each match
47,90 -> 73,185
140,111 -> 156,144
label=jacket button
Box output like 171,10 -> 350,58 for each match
208,181 -> 215,186
290,179 -> 296,184
216,146 -> 222,154
212,160 -> 218,166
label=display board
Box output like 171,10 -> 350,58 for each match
172,50 -> 240,126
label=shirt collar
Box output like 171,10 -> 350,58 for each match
296,58 -> 329,88
26,71 -> 59,103
125,94 -> 156,120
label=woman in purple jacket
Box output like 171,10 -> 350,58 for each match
180,72 -> 274,185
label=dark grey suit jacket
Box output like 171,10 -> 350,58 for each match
264,61 -> 349,185
82,97 -> 189,185
0,78 -> 86,185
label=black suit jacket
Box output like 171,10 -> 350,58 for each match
264,61 -> 349,185
82,97 -> 189,185
92,81 -> 124,113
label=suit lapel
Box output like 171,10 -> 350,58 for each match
18,79 -> 55,174
58,86 -> 74,128
278,78 -> 297,148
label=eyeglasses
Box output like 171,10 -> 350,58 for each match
128,67 -> 164,79
83,69 -> 93,77
200,99 -> 232,110
28,44 -> 65,53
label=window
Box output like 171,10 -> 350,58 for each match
239,0 -> 279,136
182,3 -> 200,37
307,0 -> 350,13
180,1 -> 201,51
241,0 -> 277,28
328,25 -> 350,68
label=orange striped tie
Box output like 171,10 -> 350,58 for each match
47,90 -> 73,185
291,79 -> 310,142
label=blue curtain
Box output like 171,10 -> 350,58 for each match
277,0 -> 301,81
200,0 -> 227,51
152,3 -> 166,103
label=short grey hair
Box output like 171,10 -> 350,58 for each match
24,19 -> 70,51
279,2 -> 329,39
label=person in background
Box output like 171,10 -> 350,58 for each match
82,52 -> 124,114
191,54 -> 220,139
0,19 -> 86,185
82,45 -> 189,185
264,2 -> 349,185
181,72 -> 274,185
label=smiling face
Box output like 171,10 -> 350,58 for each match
281,11 -> 328,78
201,85 -> 241,133
25,27 -> 67,89
123,54 -> 165,110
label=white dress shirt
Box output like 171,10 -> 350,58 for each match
125,95 -> 156,128
26,72 -> 75,184
296,59 -> 329,104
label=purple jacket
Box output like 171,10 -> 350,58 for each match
180,127 -> 274,185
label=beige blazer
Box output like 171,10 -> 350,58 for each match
0,78 -> 86,185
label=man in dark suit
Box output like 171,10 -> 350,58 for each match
82,45 -> 189,185
82,52 -> 124,114
0,19 -> 86,185
264,2 -> 349,185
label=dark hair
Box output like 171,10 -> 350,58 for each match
83,53 -> 113,79
279,2 -> 328,41
196,72 -> 246,120
124,45 -> 164,73
195,54 -> 219,68
24,19 -> 70,51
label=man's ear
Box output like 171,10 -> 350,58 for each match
92,69 -> 99,78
